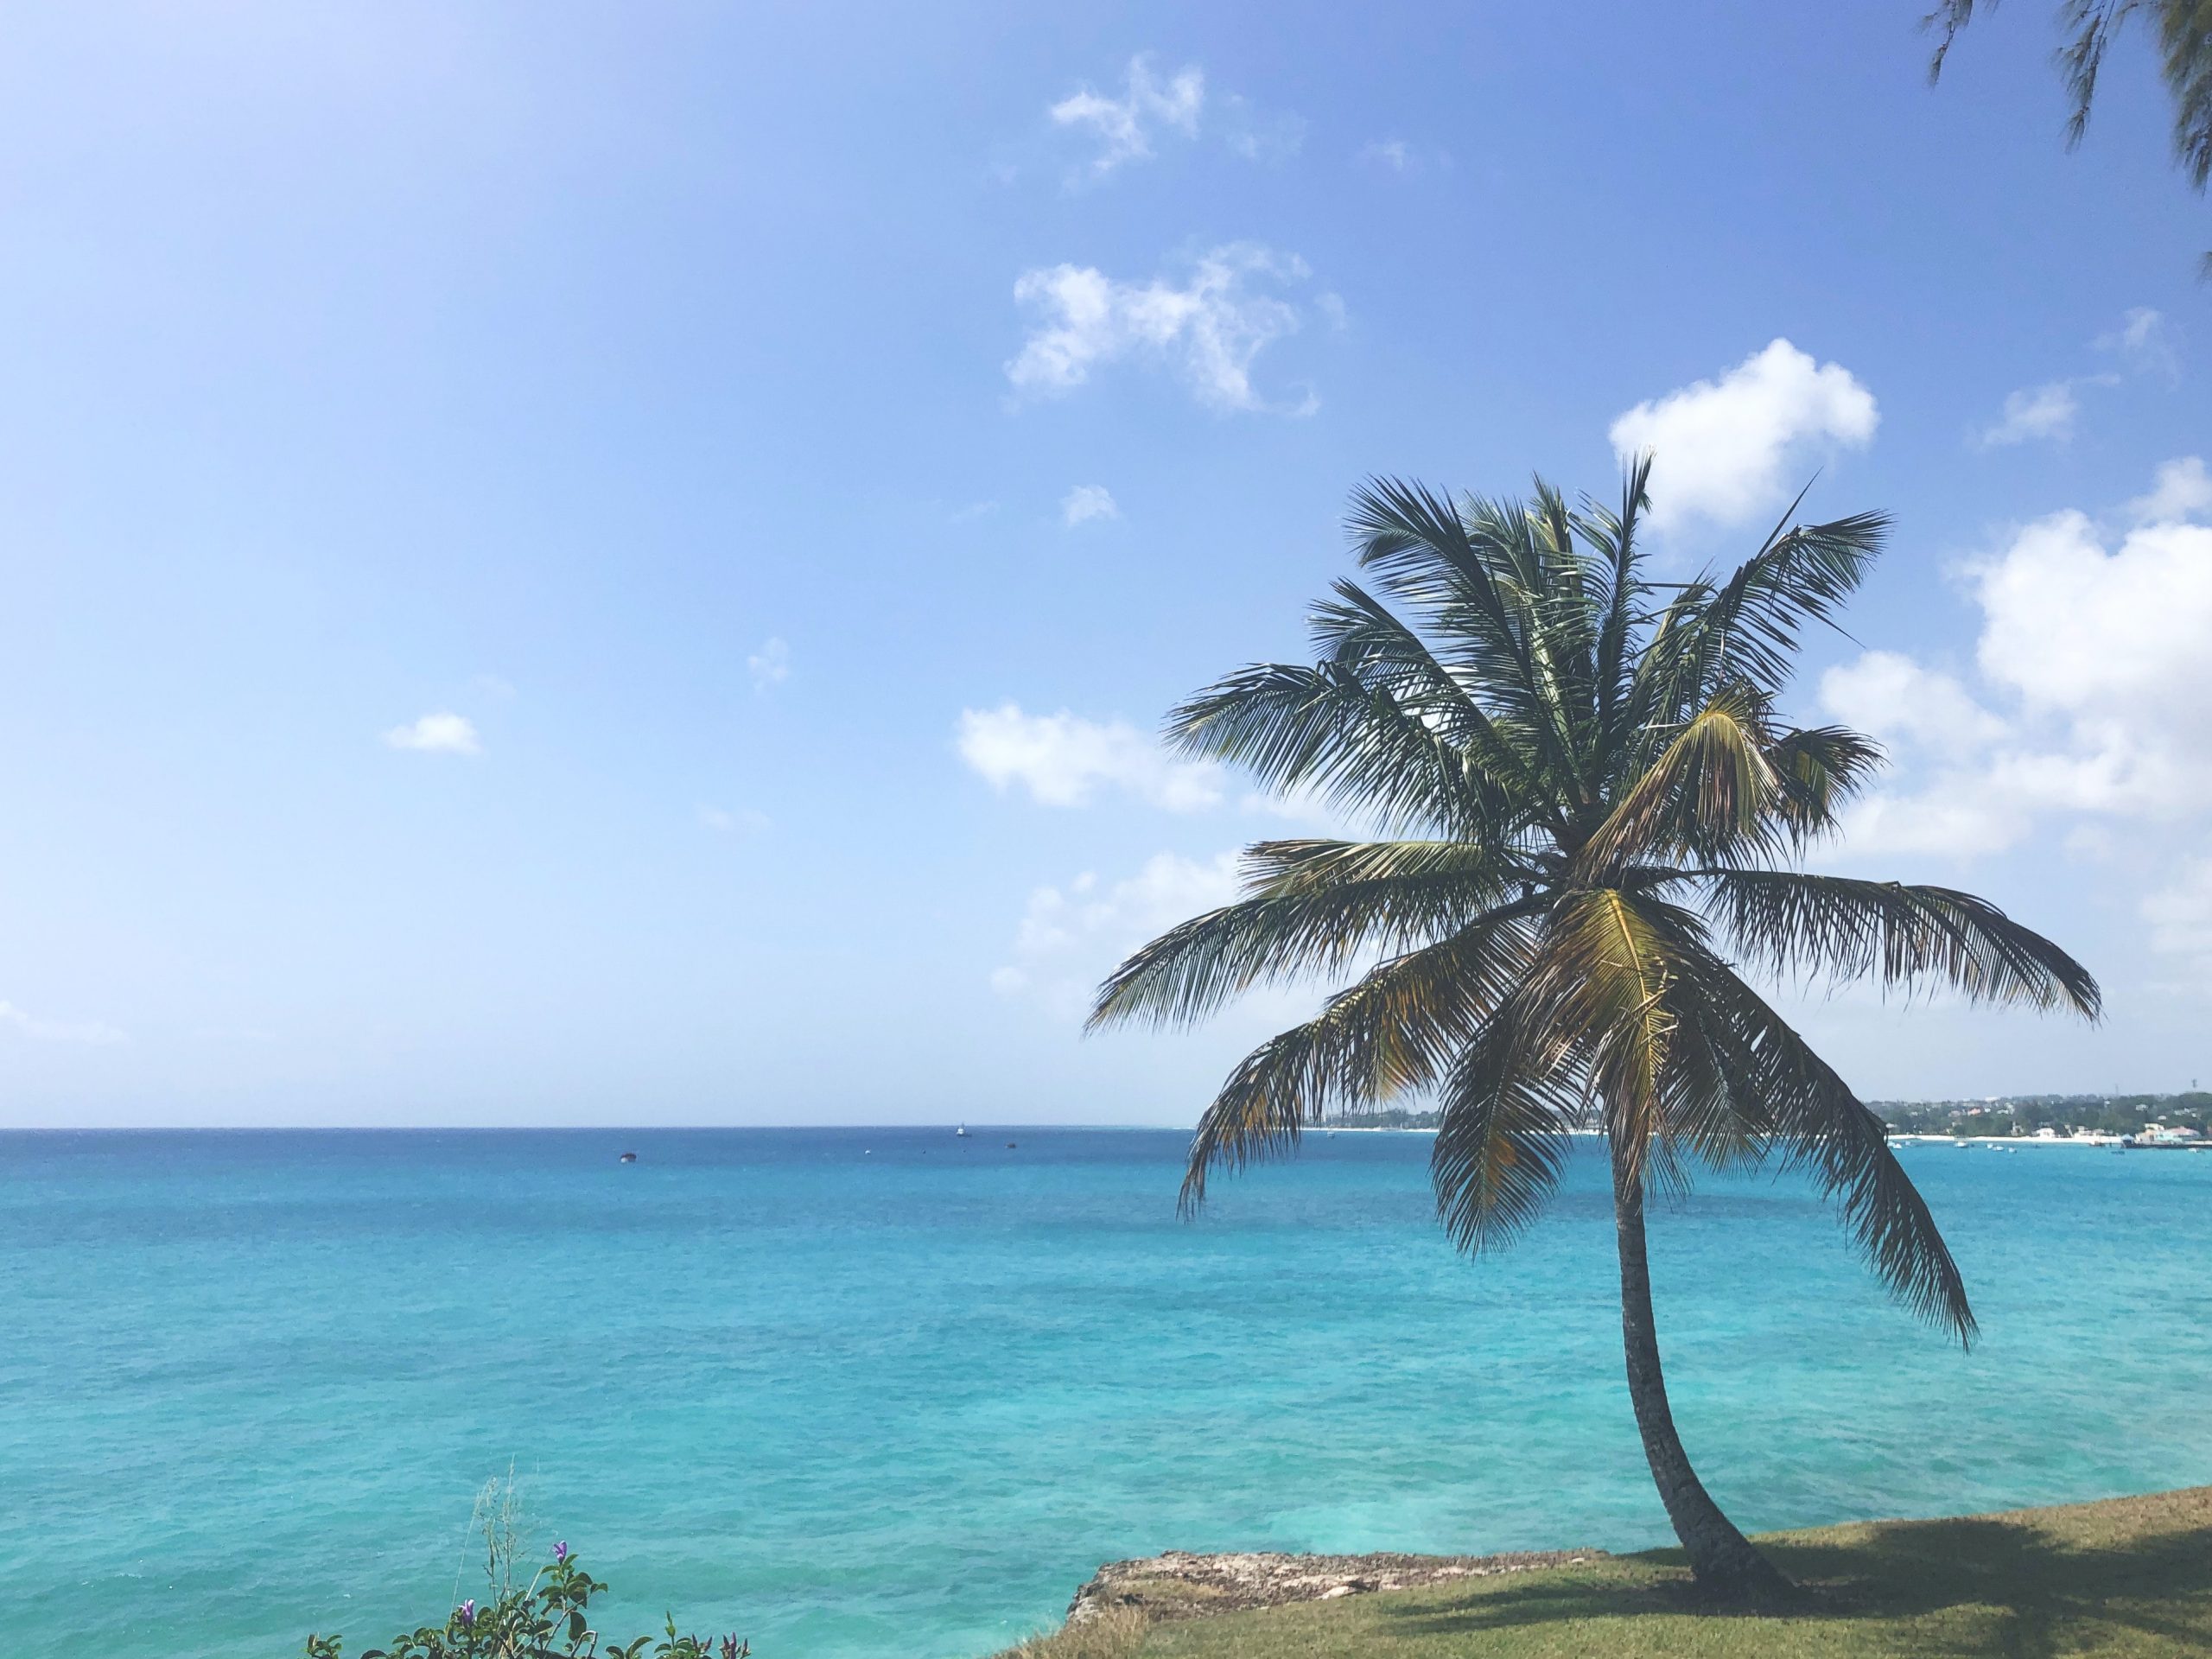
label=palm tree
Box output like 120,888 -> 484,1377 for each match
1089,463 -> 2099,1599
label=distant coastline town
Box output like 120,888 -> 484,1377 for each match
1321,1091 -> 2212,1148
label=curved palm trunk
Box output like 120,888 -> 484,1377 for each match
1609,1138 -> 1790,1599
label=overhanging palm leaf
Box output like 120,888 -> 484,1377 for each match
1707,869 -> 2101,1014
1173,905 -> 1543,1210
1093,462 -> 2096,1598
1681,952 -> 1977,1341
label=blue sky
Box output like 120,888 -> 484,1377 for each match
1,3 -> 2207,1127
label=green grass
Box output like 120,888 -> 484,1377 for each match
1002,1486 -> 2212,1658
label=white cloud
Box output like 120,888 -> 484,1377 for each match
1222,94 -> 1305,162
1975,380 -> 2081,448
382,712 -> 480,756
699,804 -> 771,836
1607,340 -> 1878,531
993,851 -> 1241,1018
1062,485 -> 1118,527
1050,56 -> 1203,177
1974,308 -> 2177,454
2128,456 -> 2212,524
957,703 -> 1223,811
1824,468 -> 2212,860
1361,138 -> 1411,170
2097,306 -> 2178,379
1006,244 -> 1317,414
0,1000 -> 126,1046
1819,651 -> 2007,759
747,637 -> 790,690
2145,856 -> 2212,988
1828,789 -> 2032,860
1973,511 -> 2212,738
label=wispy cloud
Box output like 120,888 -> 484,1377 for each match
2127,456 -> 2212,524
1061,485 -> 1118,526
1050,56 -> 1203,178
2097,305 -> 2179,380
957,703 -> 1222,810
1007,244 -> 1317,414
1976,380 -> 2085,448
1222,93 -> 1305,162
989,851 -> 1240,1017
382,712 -> 481,756
698,804 -> 771,836
1976,307 -> 2179,450
1608,339 -> 1878,531
747,638 -> 791,690
0,999 -> 126,1046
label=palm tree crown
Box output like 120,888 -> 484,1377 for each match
1090,463 -> 2099,1592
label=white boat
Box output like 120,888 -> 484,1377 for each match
955,1123 -> 969,1138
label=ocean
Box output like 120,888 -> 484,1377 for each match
3,1127 -> 2208,1658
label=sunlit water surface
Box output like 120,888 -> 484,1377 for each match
3,1128 -> 2208,1657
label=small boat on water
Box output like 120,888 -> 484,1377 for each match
618,1152 -> 638,1164
955,1123 -> 969,1138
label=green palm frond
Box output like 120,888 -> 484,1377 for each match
1689,951 -> 1977,1343
1166,660 -> 1517,841
1709,870 -> 2103,1016
1621,511 -> 1885,769
1926,3 -> 2212,198
1089,844 -> 1531,1032
1236,837 -> 1536,898
1429,988 -> 1578,1253
1307,577 -> 1553,817
1178,910 -> 1543,1211
1345,478 -> 1589,799
1576,688 -> 1784,876
1765,725 -> 1885,843
1578,453 -> 1656,751
2160,0 -> 2212,188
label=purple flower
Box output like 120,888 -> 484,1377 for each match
457,1600 -> 476,1628
553,1541 -> 568,1563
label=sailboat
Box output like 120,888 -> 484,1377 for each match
955,1123 -> 969,1138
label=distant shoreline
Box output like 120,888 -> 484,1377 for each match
1317,1125 -> 2197,1150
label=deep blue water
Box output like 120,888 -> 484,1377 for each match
2,1128 -> 2209,1658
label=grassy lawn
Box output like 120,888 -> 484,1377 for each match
1005,1486 -> 2212,1659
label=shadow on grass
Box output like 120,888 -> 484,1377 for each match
1381,1516 -> 2212,1658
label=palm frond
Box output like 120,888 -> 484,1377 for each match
2154,0 -> 2212,188
1178,912 -> 1543,1211
1429,988 -> 1578,1253
1237,837 -> 1536,898
1579,453 -> 1656,751
1166,660 -> 1517,841
1308,577 -> 1554,810
1625,509 -> 1885,751
1765,725 -> 1885,844
1709,870 -> 2102,1017
1527,887 -> 1740,1193
1576,689 -> 1783,875
1089,853 -> 1527,1032
1345,478 -> 1588,799
1689,954 -> 1978,1344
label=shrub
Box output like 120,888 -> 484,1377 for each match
304,1546 -> 748,1659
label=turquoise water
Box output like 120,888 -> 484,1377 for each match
3,1128 -> 2209,1657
